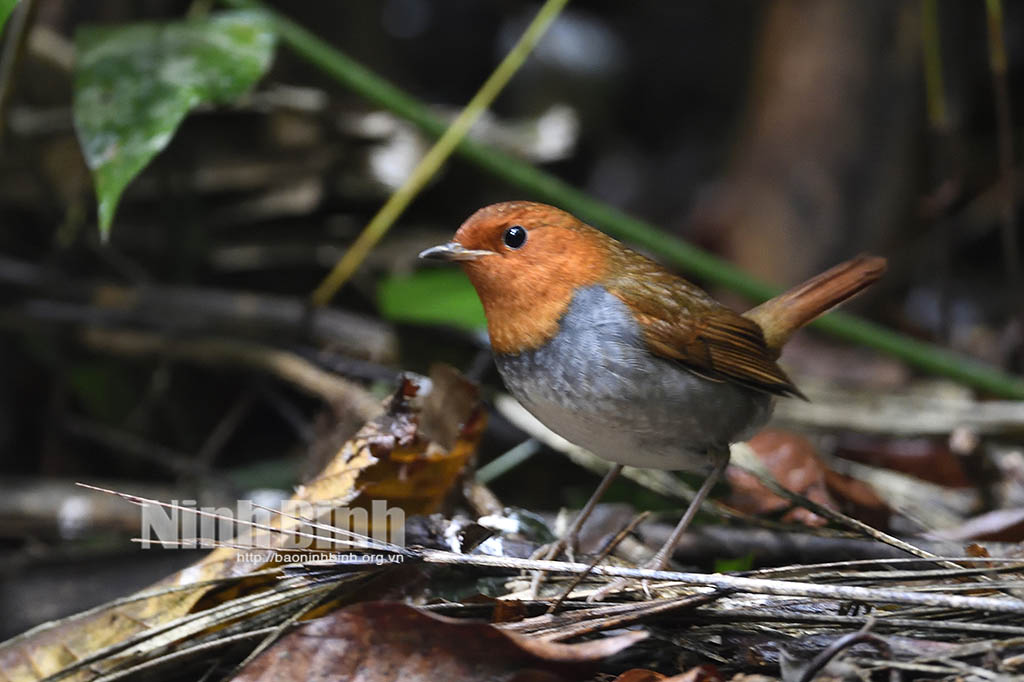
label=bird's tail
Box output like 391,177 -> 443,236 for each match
744,254 -> 887,351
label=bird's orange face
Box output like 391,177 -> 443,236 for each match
419,201 -> 610,353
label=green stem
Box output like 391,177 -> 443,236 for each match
222,0 -> 1024,400
305,0 -> 569,305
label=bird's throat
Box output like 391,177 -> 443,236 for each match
478,281 -> 576,354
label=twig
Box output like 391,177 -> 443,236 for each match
533,590 -> 730,642
547,511 -> 651,614
196,391 -> 256,469
477,438 -> 542,484
689,608 -> 1024,637
774,382 -> 1024,435
308,0 -> 570,304
218,0 -> 1024,399
83,626 -> 284,682
417,550 -> 1024,614
730,444 -> 959,569
81,328 -> 381,420
62,416 -> 204,477
794,618 -> 894,682
0,254 -> 397,361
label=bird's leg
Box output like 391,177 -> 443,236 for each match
644,453 -> 728,571
529,463 -> 623,596
588,452 -> 728,601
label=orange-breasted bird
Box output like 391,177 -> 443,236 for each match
420,201 -> 886,578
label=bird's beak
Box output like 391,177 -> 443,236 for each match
418,241 -> 495,262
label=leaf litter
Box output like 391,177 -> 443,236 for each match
4,370 -> 1024,680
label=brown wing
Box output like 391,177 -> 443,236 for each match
605,255 -> 803,399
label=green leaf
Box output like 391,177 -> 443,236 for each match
0,0 -> 19,36
377,268 -> 487,330
713,552 -> 755,574
73,10 -> 276,239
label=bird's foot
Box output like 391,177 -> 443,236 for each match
585,548 -> 671,602
526,533 -> 578,598
587,574 -> 660,602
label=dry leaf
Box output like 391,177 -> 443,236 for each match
234,601 -> 646,682
611,666 -> 724,682
0,366 -> 483,682
727,429 -> 887,528
726,430 -> 835,526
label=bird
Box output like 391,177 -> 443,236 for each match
419,201 -> 886,586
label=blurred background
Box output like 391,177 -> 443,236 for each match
1,0 -> 1023,638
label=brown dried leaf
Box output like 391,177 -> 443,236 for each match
612,670 -> 670,682
835,433 -> 971,488
0,366 -> 484,682
727,429 -> 887,528
234,601 -> 646,682
611,666 -> 724,682
726,430 -> 835,526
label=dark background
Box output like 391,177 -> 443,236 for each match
1,0 -> 1022,636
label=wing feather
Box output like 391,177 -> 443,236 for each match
605,259 -> 803,398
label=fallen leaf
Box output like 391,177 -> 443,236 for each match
834,433 -> 971,488
727,430 -> 834,526
612,670 -> 669,682
0,366 -> 484,681
611,666 -> 724,682
234,601 -> 646,682
727,430 -> 888,528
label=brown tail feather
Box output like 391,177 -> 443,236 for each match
743,254 -> 887,351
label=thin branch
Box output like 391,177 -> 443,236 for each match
417,550 -> 1024,615
81,328 -> 381,420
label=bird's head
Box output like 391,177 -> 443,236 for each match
419,201 -> 613,353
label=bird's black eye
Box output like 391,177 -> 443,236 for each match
502,225 -> 527,249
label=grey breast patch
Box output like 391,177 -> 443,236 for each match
495,285 -> 774,471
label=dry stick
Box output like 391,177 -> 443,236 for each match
529,463 -> 623,596
44,577 -> 322,682
692,609 -> 1024,638
63,415 -> 204,477
81,328 -> 382,420
85,626 -> 284,682
795,618 -> 896,682
220,583 -> 342,681
746,555 -> 1024,579
309,0 -> 570,304
730,452 -> 962,571
547,510 -> 651,614
533,590 -> 731,642
418,551 -> 1024,615
77,483 -> 404,554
